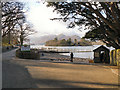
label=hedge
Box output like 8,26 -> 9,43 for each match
116,49 -> 120,66
110,49 -> 120,66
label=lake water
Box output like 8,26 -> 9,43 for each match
31,45 -> 114,59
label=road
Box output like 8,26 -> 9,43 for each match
2,49 -> 119,88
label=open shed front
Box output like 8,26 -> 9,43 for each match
93,45 -> 110,63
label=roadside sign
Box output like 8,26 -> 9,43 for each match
21,45 -> 30,51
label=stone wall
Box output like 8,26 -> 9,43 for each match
16,49 -> 40,60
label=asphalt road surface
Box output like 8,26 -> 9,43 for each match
2,49 -> 119,88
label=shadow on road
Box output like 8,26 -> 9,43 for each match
2,60 -> 89,88
2,60 -> 37,88
33,78 -> 119,88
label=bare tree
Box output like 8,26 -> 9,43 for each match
1,2 -> 35,45
17,21 -> 35,46
1,2 -> 25,37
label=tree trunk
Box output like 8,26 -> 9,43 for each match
20,34 -> 23,46
8,31 -> 11,44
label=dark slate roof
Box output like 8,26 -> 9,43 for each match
93,45 -> 110,51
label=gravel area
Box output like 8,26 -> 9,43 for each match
39,53 -> 90,63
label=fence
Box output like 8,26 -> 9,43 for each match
110,49 -> 120,66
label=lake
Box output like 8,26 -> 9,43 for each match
31,45 -> 114,59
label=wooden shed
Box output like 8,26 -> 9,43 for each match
93,45 -> 110,63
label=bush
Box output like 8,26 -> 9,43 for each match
116,49 -> 120,66
113,50 -> 117,65
110,49 -> 120,66
110,50 -> 114,65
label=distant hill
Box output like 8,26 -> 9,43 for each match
31,34 -> 81,45
57,34 -> 81,41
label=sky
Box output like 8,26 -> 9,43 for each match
22,1 -> 89,43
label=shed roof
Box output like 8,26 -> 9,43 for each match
93,45 -> 110,51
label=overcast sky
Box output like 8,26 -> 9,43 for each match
22,1 -> 89,43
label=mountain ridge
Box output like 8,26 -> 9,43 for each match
31,34 -> 81,44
